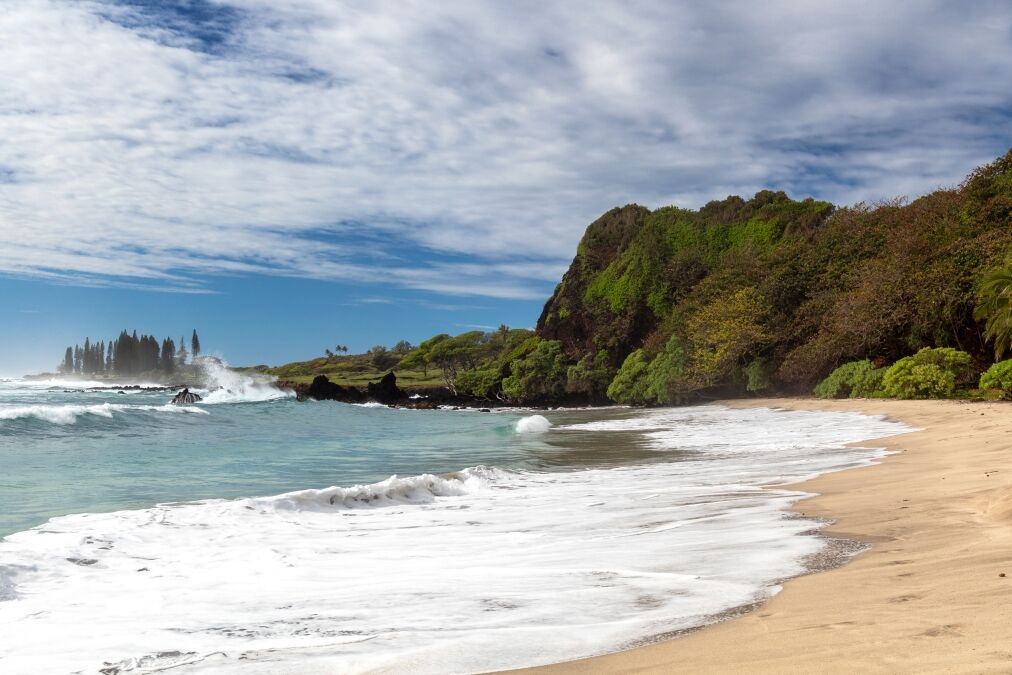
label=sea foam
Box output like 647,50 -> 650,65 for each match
515,414 -> 552,433
0,406 -> 910,674
194,358 -> 293,404
0,403 -> 207,425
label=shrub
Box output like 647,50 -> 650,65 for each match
881,348 -> 971,399
814,360 -> 884,399
743,359 -> 770,393
606,349 -> 651,404
455,368 -> 501,399
979,359 -> 1012,398
566,350 -> 614,400
644,337 -> 689,404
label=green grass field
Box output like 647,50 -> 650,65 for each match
242,353 -> 445,389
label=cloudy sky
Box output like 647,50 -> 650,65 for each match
1,0 -> 1010,373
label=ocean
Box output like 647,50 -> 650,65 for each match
0,368 -> 909,673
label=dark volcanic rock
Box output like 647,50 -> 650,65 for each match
366,372 -> 405,405
305,375 -> 365,403
171,388 -> 202,405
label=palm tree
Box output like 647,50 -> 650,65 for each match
975,264 -> 1012,359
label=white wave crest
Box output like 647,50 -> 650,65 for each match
515,414 -> 552,433
0,403 -> 208,425
258,467 -> 500,511
195,357 -> 293,404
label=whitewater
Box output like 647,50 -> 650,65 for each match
0,374 -> 911,673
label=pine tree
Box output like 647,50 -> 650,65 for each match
191,330 -> 201,359
177,336 -> 188,367
161,337 -> 176,373
62,347 -> 73,374
106,341 -> 113,372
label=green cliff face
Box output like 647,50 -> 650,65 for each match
538,149 -> 1012,402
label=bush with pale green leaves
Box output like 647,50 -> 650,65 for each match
881,347 -> 972,399
814,359 -> 885,399
979,359 -> 1012,398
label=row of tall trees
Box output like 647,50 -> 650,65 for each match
59,330 -> 202,376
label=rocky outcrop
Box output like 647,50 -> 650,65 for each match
304,375 -> 366,403
366,372 -> 405,405
171,388 -> 202,405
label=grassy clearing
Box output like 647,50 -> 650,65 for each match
243,354 -> 445,389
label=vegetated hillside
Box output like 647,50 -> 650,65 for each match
537,149 -> 1012,403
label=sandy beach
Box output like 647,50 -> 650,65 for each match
513,398 -> 1012,674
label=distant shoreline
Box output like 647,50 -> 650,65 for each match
512,398 -> 1012,674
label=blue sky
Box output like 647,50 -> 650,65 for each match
1,0 -> 1011,375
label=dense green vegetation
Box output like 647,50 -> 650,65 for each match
536,149 -> 1012,404
265,149 -> 1012,405
813,360 -> 884,399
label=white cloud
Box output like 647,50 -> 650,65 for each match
0,0 -> 1009,297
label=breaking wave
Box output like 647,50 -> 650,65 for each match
194,358 -> 293,405
515,414 -> 552,433
0,403 -> 207,425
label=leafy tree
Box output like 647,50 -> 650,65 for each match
455,367 -> 501,399
979,359 -> 1012,398
606,349 -> 652,404
427,332 -> 486,393
975,262 -> 1012,359
369,345 -> 398,370
566,350 -> 614,401
500,338 -> 567,403
392,340 -> 413,354
684,287 -> 772,389
644,337 -> 689,404
399,334 -> 451,377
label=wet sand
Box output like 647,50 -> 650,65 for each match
511,398 -> 1012,674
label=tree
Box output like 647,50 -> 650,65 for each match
975,263 -> 1012,359
684,287 -> 772,389
176,336 -> 188,367
191,330 -> 201,359
500,338 -> 567,403
369,345 -> 398,370
335,344 -> 348,353
161,338 -> 176,373
427,332 -> 486,393
61,347 -> 73,374
392,340 -> 413,354
607,349 -> 651,404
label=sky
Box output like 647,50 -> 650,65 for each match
1,0 -> 1011,375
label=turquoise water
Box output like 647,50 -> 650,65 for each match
0,377 -> 637,538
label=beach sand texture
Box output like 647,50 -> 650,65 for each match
513,398 -> 1012,674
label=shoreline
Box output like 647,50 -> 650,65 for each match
509,397 -> 1012,674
